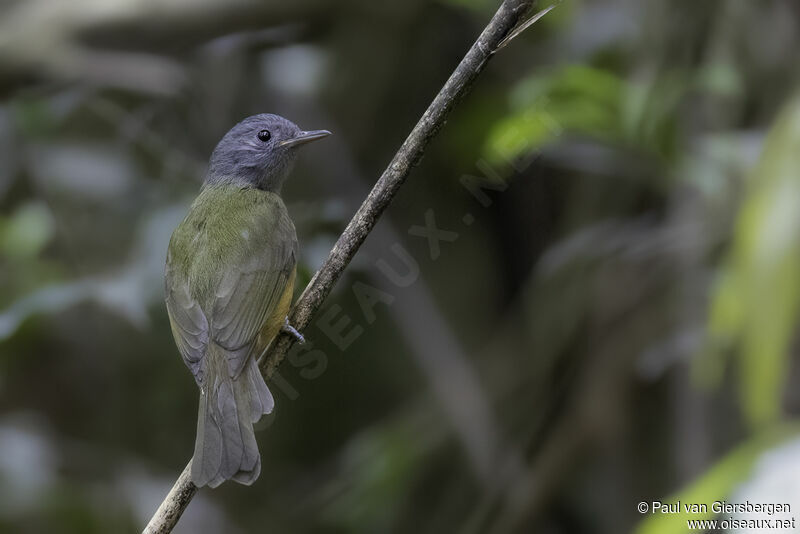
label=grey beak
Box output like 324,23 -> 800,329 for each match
280,129 -> 332,148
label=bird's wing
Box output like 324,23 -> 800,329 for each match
165,192 -> 297,385
165,248 -> 210,380
209,228 -> 296,378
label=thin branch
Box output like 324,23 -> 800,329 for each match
144,464 -> 196,534
143,1 -> 544,532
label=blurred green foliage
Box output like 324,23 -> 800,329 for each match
0,0 -> 798,533
485,65 -> 625,161
702,93 -> 800,428
637,423 -> 800,534
0,202 -> 54,260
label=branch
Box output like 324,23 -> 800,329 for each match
143,1 -> 544,532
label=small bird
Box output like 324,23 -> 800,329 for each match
164,114 -> 330,487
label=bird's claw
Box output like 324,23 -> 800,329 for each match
281,317 -> 305,344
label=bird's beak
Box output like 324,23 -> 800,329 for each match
280,129 -> 332,148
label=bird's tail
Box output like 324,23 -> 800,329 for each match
190,347 -> 274,488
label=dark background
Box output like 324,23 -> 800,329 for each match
1,0 -> 799,532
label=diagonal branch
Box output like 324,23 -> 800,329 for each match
143,1 -> 544,532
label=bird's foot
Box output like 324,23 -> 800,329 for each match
281,317 -> 305,344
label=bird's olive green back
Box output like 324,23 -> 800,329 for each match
165,184 -> 297,382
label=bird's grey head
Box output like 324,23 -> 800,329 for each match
205,113 -> 330,192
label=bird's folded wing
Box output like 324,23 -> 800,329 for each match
165,257 -> 209,380
210,238 -> 296,378
165,197 -> 297,384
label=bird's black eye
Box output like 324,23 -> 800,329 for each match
257,129 -> 271,142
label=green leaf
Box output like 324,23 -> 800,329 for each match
694,61 -> 744,98
484,65 -> 624,162
636,424 -> 800,534
0,202 -> 55,260
700,93 -> 800,427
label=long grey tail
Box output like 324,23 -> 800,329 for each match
191,355 -> 274,488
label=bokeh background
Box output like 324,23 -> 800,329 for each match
1,0 -> 799,532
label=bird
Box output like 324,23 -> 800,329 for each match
164,114 -> 330,488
